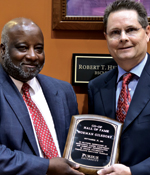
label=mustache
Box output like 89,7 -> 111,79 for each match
20,62 -> 39,67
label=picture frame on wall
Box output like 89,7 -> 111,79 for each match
52,0 -> 150,30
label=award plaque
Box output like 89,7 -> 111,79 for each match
63,115 -> 123,175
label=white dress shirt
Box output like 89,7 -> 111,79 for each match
11,77 -> 61,157
116,53 -> 148,109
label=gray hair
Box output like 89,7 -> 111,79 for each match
103,0 -> 148,32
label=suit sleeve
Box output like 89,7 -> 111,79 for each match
0,144 -> 49,175
130,158 -> 150,175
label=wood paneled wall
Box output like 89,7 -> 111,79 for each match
0,0 -> 150,114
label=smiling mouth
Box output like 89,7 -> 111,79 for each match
119,46 -> 133,50
24,65 -> 36,67
22,63 -> 38,68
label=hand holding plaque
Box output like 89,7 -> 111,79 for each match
63,115 -> 123,175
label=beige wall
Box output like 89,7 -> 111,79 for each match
1,0 -> 150,114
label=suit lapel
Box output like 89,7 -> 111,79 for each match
37,76 -> 66,155
0,67 -> 39,156
101,68 -> 118,120
122,55 -> 150,133
48,93 -> 66,155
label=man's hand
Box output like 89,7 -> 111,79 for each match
47,157 -> 84,175
97,164 -> 131,175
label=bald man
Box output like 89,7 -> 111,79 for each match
0,17 -> 83,175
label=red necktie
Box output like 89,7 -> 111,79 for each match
22,83 -> 58,159
116,73 -> 133,123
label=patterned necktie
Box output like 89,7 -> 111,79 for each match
22,83 -> 58,159
116,73 -> 133,123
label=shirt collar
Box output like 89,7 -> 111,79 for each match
10,77 -> 40,94
117,53 -> 148,83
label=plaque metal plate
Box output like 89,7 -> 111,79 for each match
72,54 -> 117,85
63,115 -> 123,175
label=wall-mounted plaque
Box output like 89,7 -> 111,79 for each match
72,54 -> 117,85
63,115 -> 123,175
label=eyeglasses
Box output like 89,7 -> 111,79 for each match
106,27 -> 143,40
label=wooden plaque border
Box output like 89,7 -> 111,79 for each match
63,115 -> 123,175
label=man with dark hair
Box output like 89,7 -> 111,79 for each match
88,0 -> 150,174
0,17 -> 84,175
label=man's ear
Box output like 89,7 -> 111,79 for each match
104,32 -> 107,40
145,25 -> 150,42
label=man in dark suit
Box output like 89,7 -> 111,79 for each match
0,17 -> 84,175
88,0 -> 150,175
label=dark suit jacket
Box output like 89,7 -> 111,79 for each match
0,65 -> 78,175
88,53 -> 150,175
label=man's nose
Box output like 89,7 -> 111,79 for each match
119,30 -> 129,41
26,48 -> 38,60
